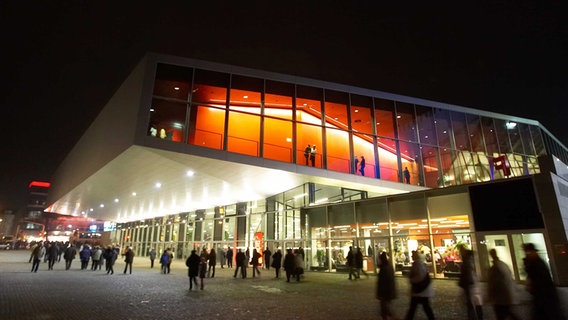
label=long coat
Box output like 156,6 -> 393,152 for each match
377,262 -> 396,300
186,252 -> 200,277
271,251 -> 282,269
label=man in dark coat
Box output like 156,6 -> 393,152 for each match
64,244 -> 77,270
377,252 -> 396,320
207,248 -> 216,278
234,249 -> 247,279
123,247 -> 134,274
283,248 -> 296,282
186,250 -> 200,290
522,243 -> 563,320
226,246 -> 233,268
103,245 -> 116,275
271,249 -> 282,278
263,247 -> 272,270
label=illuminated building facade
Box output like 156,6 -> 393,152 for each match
47,53 -> 568,285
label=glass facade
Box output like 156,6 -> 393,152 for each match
147,62 -> 561,188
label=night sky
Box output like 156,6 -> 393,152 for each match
1,1 -> 567,213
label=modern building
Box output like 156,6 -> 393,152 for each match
46,53 -> 568,285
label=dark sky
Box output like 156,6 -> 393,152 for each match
1,1 -> 567,213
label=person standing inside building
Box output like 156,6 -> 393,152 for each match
487,249 -> 520,320
186,250 -> 200,290
404,250 -> 435,320
263,247 -> 272,270
522,243 -> 563,320
123,247 -> 134,274
219,247 -> 226,269
377,252 -> 396,320
404,167 -> 411,184
226,246 -> 233,268
304,144 -> 311,165
310,145 -> 317,167
353,156 -> 359,174
359,156 -> 366,176
148,248 -> 156,268
272,249 -> 282,278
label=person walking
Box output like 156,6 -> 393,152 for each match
404,250 -> 435,320
522,243 -> 563,320
219,247 -> 226,269
30,242 -> 44,272
346,246 -> 358,280
234,248 -> 247,279
283,248 -> 296,282
356,247 -> 368,278
166,248 -> 174,274
272,249 -> 282,278
487,249 -> 520,320
377,252 -> 396,320
251,248 -> 261,277
226,246 -> 233,268
160,249 -> 170,274
64,244 -> 77,270
79,244 -> 92,270
91,246 -> 102,271
198,256 -> 207,290
294,249 -> 304,282
123,247 -> 134,274
47,242 -> 59,270
104,245 -> 116,275
148,248 -> 156,268
459,248 -> 481,320
186,250 -> 200,290
207,248 -> 217,278
263,247 -> 272,270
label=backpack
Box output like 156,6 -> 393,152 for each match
160,252 -> 170,264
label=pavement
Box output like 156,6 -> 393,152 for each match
1,250 -> 566,320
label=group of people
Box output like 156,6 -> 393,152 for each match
28,241 -> 131,275
304,144 -> 317,167
376,243 -> 564,320
353,156 -> 366,176
346,246 -> 369,279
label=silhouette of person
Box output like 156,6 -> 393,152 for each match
522,243 -> 562,320
377,252 -> 396,320
304,144 -> 311,165
487,249 -> 520,320
359,156 -> 366,176
404,250 -> 435,320
404,167 -> 411,184
310,145 -> 317,167
185,250 -> 200,290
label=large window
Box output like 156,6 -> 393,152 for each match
227,75 -> 263,156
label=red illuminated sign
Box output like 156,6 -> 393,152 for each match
28,181 -> 51,188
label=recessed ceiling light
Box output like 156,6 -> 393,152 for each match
186,171 -> 195,177
174,87 -> 180,91
155,182 -> 162,188
99,204 -> 104,208
132,192 -> 137,196
114,198 -> 119,203
243,95 -> 248,99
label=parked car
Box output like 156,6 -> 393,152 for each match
0,235 -> 15,250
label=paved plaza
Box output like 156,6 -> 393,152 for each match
1,250 -> 566,320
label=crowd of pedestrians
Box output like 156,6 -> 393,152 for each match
24,241 -> 565,319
